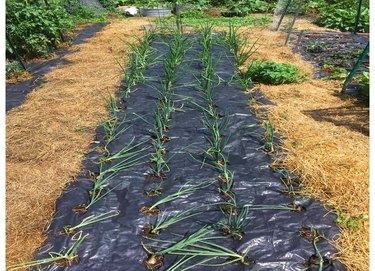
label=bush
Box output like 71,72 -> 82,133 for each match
312,0 -> 369,33
6,60 -> 24,79
247,59 -> 306,84
6,0 -> 104,59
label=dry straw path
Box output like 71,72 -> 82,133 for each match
6,18 -> 150,268
243,24 -> 369,271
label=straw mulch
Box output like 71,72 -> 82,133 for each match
6,17 -> 151,268
242,23 -> 369,271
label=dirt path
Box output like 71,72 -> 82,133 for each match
6,17 -> 150,267
243,26 -> 369,271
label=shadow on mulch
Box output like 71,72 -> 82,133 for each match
303,102 -> 369,136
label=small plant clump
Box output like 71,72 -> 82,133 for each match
246,59 -> 306,85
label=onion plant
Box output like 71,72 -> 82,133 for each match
262,119 -> 274,152
140,180 -> 214,216
123,29 -> 155,96
99,137 -> 149,163
199,24 -> 214,66
217,206 -> 250,240
144,208 -> 203,236
202,114 -> 229,163
75,146 -> 148,213
8,232 -> 88,270
150,147 -> 169,178
100,115 -> 130,153
61,210 -> 120,235
142,225 -> 252,270
216,154 -> 235,196
222,25 -> 257,67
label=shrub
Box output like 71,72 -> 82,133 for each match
312,0 -> 369,33
6,60 -> 24,79
6,0 -> 104,59
247,59 -> 306,84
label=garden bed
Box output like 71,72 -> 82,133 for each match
13,29 -> 346,271
6,22 -> 108,112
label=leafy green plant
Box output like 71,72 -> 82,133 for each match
321,64 -> 348,81
305,41 -> 329,53
357,71 -> 369,97
335,210 -> 368,229
6,60 -> 24,79
6,0 -> 104,58
247,59 -> 306,85
315,2 -> 369,33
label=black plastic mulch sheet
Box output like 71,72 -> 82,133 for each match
6,22 -> 108,112
32,34 -> 345,271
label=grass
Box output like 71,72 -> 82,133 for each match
8,232 -> 88,270
156,15 -> 272,28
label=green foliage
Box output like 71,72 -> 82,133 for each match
321,64 -> 348,81
247,59 -> 306,85
224,0 -> 274,16
180,9 -> 207,19
157,15 -> 271,27
312,0 -> 369,33
6,60 -> 24,79
98,0 -> 118,8
6,0 -> 105,59
335,210 -> 368,229
358,71 -> 369,97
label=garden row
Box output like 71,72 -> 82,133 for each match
9,26 -> 344,271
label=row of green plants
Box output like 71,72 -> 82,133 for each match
6,0 -> 107,59
143,30 -> 188,201
137,26 -> 312,271
7,31 -> 155,271
140,28 -> 255,270
223,25 -> 337,269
